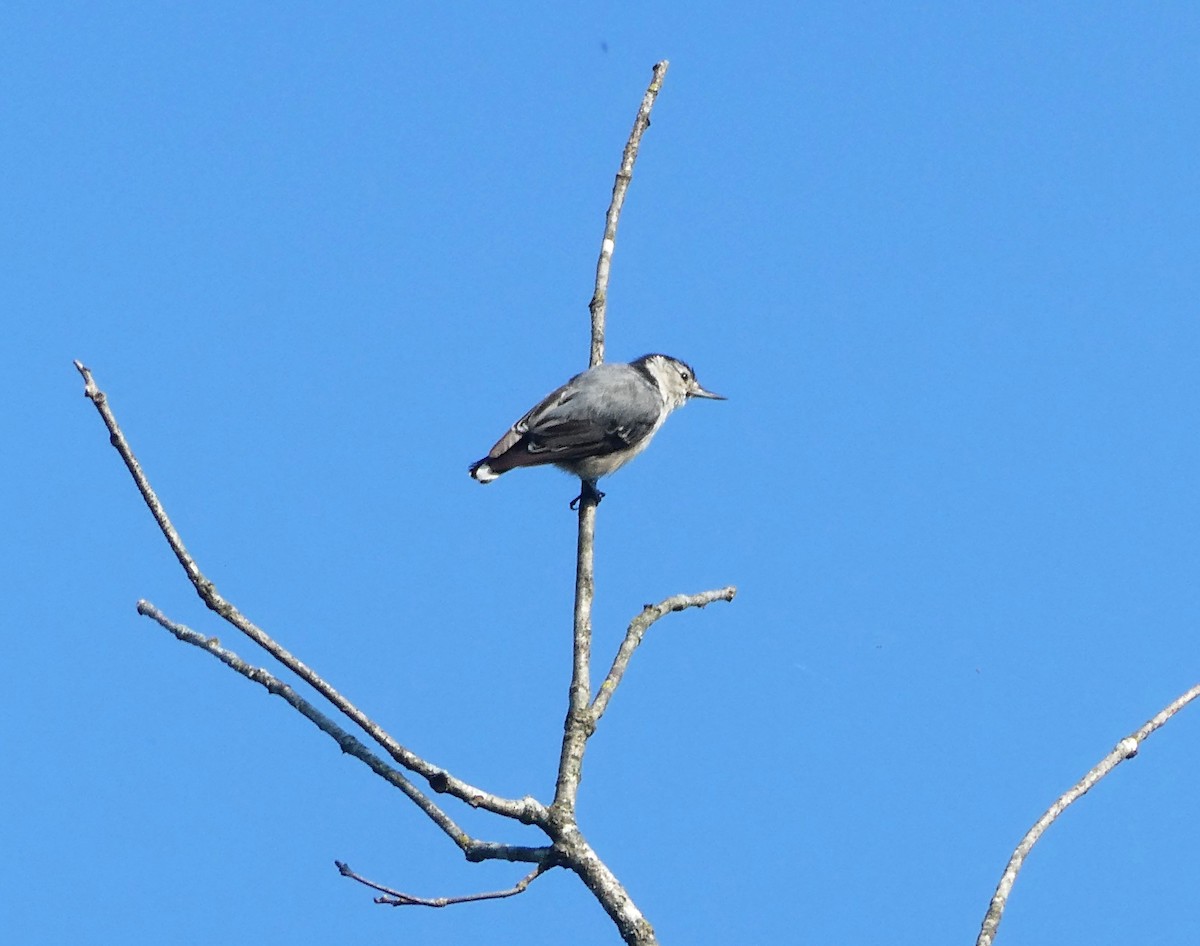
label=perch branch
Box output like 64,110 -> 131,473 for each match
587,58 -> 669,368
976,681 -> 1200,946
552,60 -> 671,820
336,859 -> 554,907
592,586 -> 737,725
137,601 -> 550,864
74,360 -> 543,827
543,62 -> 677,946
552,497 -> 597,814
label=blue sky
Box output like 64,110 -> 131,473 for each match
6,4 -> 1200,944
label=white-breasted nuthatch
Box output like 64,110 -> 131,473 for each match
469,353 -> 724,504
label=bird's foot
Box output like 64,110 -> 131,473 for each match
569,481 -> 605,510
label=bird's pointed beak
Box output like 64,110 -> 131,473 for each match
689,383 -> 726,400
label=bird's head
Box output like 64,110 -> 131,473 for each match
635,354 -> 725,409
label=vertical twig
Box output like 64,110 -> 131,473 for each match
587,59 -> 670,369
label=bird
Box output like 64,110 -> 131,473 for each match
469,353 -> 724,505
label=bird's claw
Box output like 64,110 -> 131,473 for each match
569,481 -> 606,510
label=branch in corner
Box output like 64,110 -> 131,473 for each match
975,681 -> 1200,946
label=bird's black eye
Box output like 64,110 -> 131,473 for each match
680,370 -> 691,382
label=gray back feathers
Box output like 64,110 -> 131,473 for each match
482,362 -> 664,474
470,353 -> 722,486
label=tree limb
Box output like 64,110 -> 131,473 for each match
976,681 -> 1200,946
136,600 -> 550,864
74,359 -> 543,826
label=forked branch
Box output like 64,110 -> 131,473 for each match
137,600 -> 550,865
74,359 -> 542,830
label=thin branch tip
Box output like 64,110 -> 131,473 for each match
74,359 -> 100,398
587,59 -> 671,368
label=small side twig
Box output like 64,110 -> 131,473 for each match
976,681 -> 1200,946
592,587 -> 737,725
336,859 -> 554,908
587,58 -> 669,368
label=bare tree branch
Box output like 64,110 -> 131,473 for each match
336,859 -> 554,907
592,587 -> 737,725
73,359 -> 543,826
76,60 -> 729,946
136,600 -> 550,864
587,59 -> 669,369
976,681 -> 1200,946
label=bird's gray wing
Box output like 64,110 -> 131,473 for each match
481,381 -> 577,461
484,369 -> 659,467
524,373 -> 659,459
